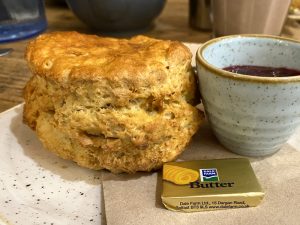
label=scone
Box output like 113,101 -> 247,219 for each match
23,31 -> 203,173
292,0 -> 300,9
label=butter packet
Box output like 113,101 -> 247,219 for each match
161,158 -> 264,212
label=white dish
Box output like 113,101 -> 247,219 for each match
289,8 -> 300,20
288,13 -> 300,20
0,105 -> 103,225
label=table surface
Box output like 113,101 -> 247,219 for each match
1,0 -> 300,113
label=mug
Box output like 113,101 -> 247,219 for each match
196,35 -> 300,156
211,0 -> 291,37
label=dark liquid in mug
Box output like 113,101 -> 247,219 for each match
223,65 -> 300,77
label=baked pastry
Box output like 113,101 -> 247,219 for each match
291,0 -> 300,10
23,31 -> 203,173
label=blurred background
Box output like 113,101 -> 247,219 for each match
1,0 -> 300,43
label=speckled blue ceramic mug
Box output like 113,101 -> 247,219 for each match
196,35 -> 300,156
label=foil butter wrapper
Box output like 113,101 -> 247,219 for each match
161,158 -> 264,212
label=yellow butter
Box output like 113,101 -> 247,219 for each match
163,165 -> 199,185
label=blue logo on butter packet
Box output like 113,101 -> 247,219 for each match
200,168 -> 219,182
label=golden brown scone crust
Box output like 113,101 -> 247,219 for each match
24,31 -> 203,173
292,0 -> 300,9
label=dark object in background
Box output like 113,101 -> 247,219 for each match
189,0 -> 212,30
46,0 -> 68,7
0,1 -> 11,21
66,0 -> 166,32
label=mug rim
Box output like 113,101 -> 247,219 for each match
196,34 -> 300,83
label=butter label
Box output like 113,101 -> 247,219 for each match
200,168 -> 219,182
161,158 -> 264,212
